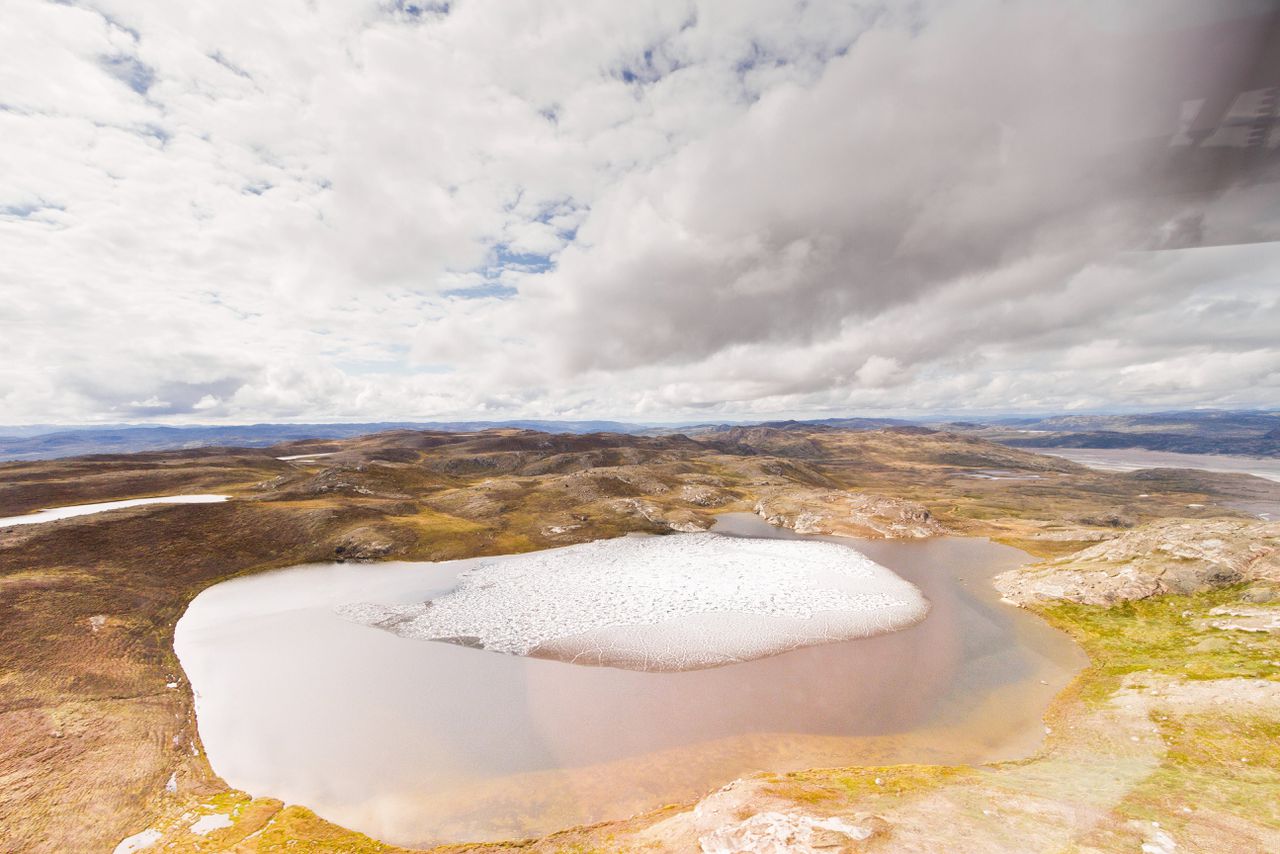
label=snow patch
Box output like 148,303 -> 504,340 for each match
189,813 -> 233,835
700,811 -> 875,854
113,829 -> 161,854
0,495 -> 229,527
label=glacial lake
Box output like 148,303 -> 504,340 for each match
1033,448 -> 1280,483
174,513 -> 1084,846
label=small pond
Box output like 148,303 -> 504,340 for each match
174,513 -> 1084,846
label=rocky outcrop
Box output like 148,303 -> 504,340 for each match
265,466 -> 413,500
1071,511 -> 1136,529
1198,605 -> 1280,633
609,498 -> 711,532
680,484 -> 731,507
700,810 -> 890,853
754,489 -> 946,539
545,466 -> 674,502
995,519 -> 1280,606
332,526 -> 406,561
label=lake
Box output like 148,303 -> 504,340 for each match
1032,448 -> 1280,483
174,513 -> 1084,846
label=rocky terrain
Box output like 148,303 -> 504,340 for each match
996,519 -> 1280,607
639,668 -> 1280,853
2,425 -> 1279,852
753,488 -> 946,538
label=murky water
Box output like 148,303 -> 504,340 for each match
175,514 -> 1084,846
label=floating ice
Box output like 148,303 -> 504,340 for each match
339,532 -> 929,672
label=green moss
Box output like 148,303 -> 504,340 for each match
252,806 -> 413,852
1036,588 -> 1280,704
1117,711 -> 1280,833
153,795 -> 284,853
764,763 -> 975,805
1018,589 -> 1280,840
200,790 -> 255,811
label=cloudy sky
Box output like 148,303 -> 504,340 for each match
2,0 -> 1278,424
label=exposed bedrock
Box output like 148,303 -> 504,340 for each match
754,488 -> 947,539
995,519 -> 1280,606
332,525 -> 411,562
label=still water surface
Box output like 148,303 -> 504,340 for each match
175,513 -> 1084,846
1033,447 -> 1280,483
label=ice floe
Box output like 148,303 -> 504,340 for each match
339,532 -> 929,671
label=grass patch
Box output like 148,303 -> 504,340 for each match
398,507 -> 487,535
1036,588 -> 1280,704
252,805 -> 414,852
763,763 -> 975,806
1117,711 -> 1280,836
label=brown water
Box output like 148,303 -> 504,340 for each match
174,514 -> 1084,846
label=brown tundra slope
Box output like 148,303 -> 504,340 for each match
1,425 -> 1278,853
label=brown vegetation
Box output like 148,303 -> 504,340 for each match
2,426 -> 1277,852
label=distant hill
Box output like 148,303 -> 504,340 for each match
649,417 -> 915,437
939,410 -> 1280,457
989,410 -> 1280,438
0,420 -> 656,461
4,410 -> 1277,461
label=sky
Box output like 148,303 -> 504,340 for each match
2,0 -> 1278,425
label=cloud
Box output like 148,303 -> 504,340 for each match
0,0 -> 1275,424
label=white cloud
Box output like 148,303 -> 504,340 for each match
0,0 -> 1275,424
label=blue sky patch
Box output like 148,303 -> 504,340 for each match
101,54 -> 155,95
442,282 -> 518,300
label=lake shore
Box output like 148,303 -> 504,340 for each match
174,513 -> 1081,845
